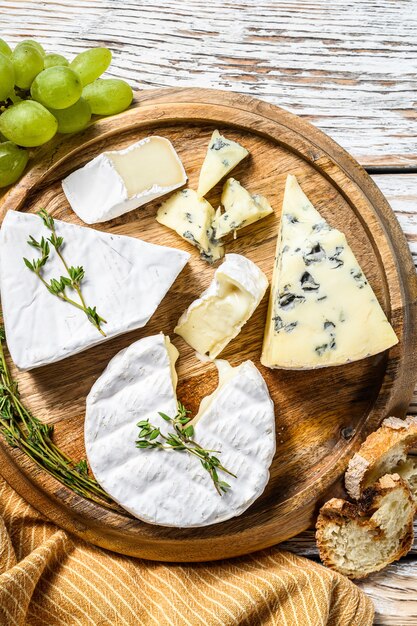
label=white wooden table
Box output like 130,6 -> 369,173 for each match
1,1 -> 417,622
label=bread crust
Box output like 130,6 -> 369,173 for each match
345,415 -> 417,501
316,474 -> 414,579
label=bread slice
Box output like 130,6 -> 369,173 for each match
316,474 -> 415,579
345,416 -> 417,504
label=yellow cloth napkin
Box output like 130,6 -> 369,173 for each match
0,476 -> 373,626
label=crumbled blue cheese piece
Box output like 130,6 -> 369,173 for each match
197,130 -> 249,197
212,178 -> 274,239
261,174 -> 398,369
156,188 -> 224,264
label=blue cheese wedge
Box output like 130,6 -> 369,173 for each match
212,178 -> 274,239
261,174 -> 398,369
197,130 -> 249,197
175,253 -> 268,358
0,211 -> 189,370
62,136 -> 187,224
156,188 -> 224,263
85,334 -> 276,527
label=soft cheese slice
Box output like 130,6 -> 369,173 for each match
156,188 -> 224,263
0,211 -> 189,370
62,136 -> 187,224
261,174 -> 398,369
175,253 -> 268,358
197,130 -> 249,197
212,178 -> 274,239
85,335 -> 276,527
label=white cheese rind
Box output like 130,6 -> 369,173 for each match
0,211 -> 190,370
261,174 -> 398,369
85,336 -> 276,528
156,188 -> 224,263
212,178 -> 274,239
175,253 -> 268,358
62,136 -> 187,224
197,130 -> 249,197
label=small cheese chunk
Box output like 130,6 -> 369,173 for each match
175,253 -> 268,358
212,178 -> 274,238
62,136 -> 187,224
0,211 -> 189,370
85,335 -> 276,528
156,188 -> 224,263
197,130 -> 248,197
261,174 -> 398,369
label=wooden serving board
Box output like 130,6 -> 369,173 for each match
0,88 -> 416,562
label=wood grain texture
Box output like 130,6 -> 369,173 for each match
0,88 -> 416,564
0,0 -> 416,167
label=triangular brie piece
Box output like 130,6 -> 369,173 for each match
197,130 -> 248,197
156,188 -> 224,263
85,335 -> 275,527
261,175 -> 398,369
0,211 -> 189,370
212,178 -> 274,239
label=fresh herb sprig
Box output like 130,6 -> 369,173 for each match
23,209 -> 107,336
136,402 -> 236,496
0,326 -> 113,507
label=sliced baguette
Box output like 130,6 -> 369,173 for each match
345,416 -> 417,504
316,474 -> 415,579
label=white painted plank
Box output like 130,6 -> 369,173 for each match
0,0 -> 416,166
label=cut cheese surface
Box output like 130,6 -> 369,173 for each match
85,335 -> 276,527
175,253 -> 268,358
212,178 -> 274,239
0,211 -> 189,370
261,175 -> 398,369
156,188 -> 224,263
62,136 -> 187,224
197,130 -> 249,197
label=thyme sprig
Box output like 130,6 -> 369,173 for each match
136,402 -> 236,496
0,327 -> 114,507
23,209 -> 107,336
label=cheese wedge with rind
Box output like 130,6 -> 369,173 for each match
175,253 -> 268,359
197,130 -> 248,197
156,188 -> 224,263
261,174 -> 398,369
0,211 -> 190,370
212,178 -> 274,239
62,136 -> 187,224
85,335 -> 276,527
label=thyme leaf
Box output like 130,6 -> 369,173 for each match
136,402 -> 236,496
23,209 -> 107,336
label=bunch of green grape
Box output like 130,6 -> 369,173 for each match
0,38 -> 133,188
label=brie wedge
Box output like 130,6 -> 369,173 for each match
85,334 -> 276,527
156,188 -> 224,263
0,211 -> 189,370
175,253 -> 268,358
62,136 -> 187,224
261,174 -> 398,369
197,130 -> 249,197
212,178 -> 274,239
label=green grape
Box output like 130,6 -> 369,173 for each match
0,141 -> 28,187
30,66 -> 82,109
70,47 -> 112,86
82,79 -> 133,115
12,44 -> 44,89
0,38 -> 12,57
0,101 -> 57,147
16,39 -> 46,57
0,53 -> 15,101
49,97 -> 91,134
44,53 -> 69,69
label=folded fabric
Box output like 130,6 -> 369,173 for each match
0,475 -> 374,626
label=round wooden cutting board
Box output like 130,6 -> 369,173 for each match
0,88 -> 416,562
